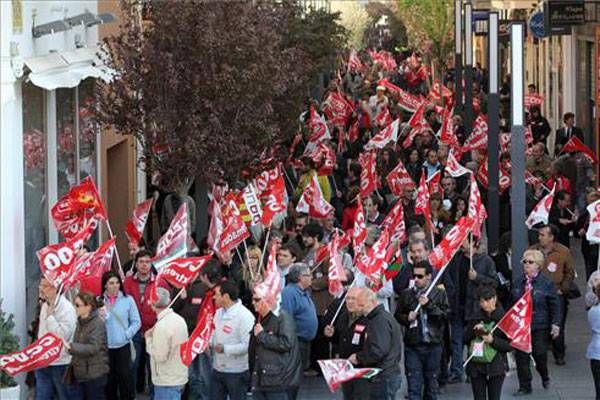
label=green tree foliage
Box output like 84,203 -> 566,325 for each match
0,304 -> 19,388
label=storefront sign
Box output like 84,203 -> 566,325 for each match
473,10 -> 489,36
544,0 -> 585,35
529,10 -> 545,39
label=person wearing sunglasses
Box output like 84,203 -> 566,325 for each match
396,261 -> 449,400
512,249 -> 561,396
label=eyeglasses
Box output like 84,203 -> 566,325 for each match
522,259 -> 536,265
413,274 -> 426,279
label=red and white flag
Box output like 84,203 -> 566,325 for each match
253,245 -> 282,312
365,119 -> 399,151
0,333 -> 64,377
158,255 -> 212,289
414,171 -> 432,228
524,93 -> 544,109
407,102 -> 427,128
428,216 -> 474,269
586,200 -> 600,244
36,220 -> 97,288
347,49 -> 364,73
152,203 -> 189,270
328,232 -> 347,297
378,79 -> 423,112
561,136 -> 598,164
308,105 -> 331,143
323,92 -> 354,126
499,167 -> 512,194
381,201 -> 407,245
314,142 -> 337,176
65,238 -> 116,290
463,115 -> 488,151
386,158 -> 414,197
427,170 -> 443,195
180,291 -> 215,366
352,197 -> 368,255
476,157 -> 489,188
359,151 -> 378,198
51,176 -> 107,239
235,184 -> 264,228
318,359 -> 379,393
296,175 -> 335,219
374,107 -> 392,129
125,198 -> 153,246
261,175 -> 287,226
525,184 -> 556,229
468,175 -> 487,238
439,108 -> 458,147
497,290 -> 532,353
525,170 -> 542,187
348,120 -> 360,143
252,166 -> 281,199
445,151 -> 470,177
355,228 -> 393,287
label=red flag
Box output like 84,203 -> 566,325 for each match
347,49 -> 364,73
445,151 -> 470,177
323,92 -> 354,126
463,115 -> 488,151
218,194 -> 251,254
314,143 -> 337,176
476,157 -> 489,188
252,166 -> 282,199
65,238 -> 116,291
414,171 -> 432,228
401,124 -> 427,149
365,119 -> 399,151
468,175 -> 487,238
429,81 -> 453,103
428,216 -> 474,269
253,245 -> 282,311
152,203 -> 189,270
524,93 -> 543,109
381,201 -> 407,245
348,120 -> 360,143
561,136 -> 598,164
158,255 -> 212,289
318,359 -> 379,393
497,290 -> 532,353
499,166 -> 512,194
355,228 -> 393,287
328,232 -> 347,297
359,151 -> 378,198
386,158 -> 413,197
377,79 -> 423,112
36,220 -> 97,288
0,333 -> 64,377
427,170 -> 443,195
374,107 -> 392,128
408,102 -> 427,128
296,175 -> 335,219
180,291 -> 215,366
51,176 -> 106,238
586,200 -> 600,244
308,106 -> 331,143
525,184 -> 556,229
352,197 -> 368,255
125,198 -> 153,246
261,175 -> 287,226
525,170 -> 542,187
439,108 -> 458,148
235,184 -> 264,227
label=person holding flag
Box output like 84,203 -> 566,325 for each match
464,285 -> 513,400
512,249 -> 561,396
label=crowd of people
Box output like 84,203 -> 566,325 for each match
26,47 -> 600,400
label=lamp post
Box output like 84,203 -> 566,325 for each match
510,22 -> 526,284
463,2 -> 473,136
487,12 -> 500,254
454,0 -> 463,114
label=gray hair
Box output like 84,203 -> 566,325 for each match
287,262 -> 310,284
152,287 -> 171,308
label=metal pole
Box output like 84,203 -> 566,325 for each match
463,2 -> 474,136
487,12 -> 500,254
510,23 -> 527,286
454,0 -> 463,115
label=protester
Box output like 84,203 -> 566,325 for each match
548,191 -> 576,247
576,189 -> 600,280
68,291 -> 109,399
249,290 -> 302,399
464,286 -> 512,400
101,270 -> 141,400
396,261 -> 448,400
211,280 -> 255,400
145,287 -> 189,399
512,249 -> 561,395
587,281 -> 600,400
35,277 -> 78,399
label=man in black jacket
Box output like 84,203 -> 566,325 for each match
323,286 -> 370,399
396,261 -> 449,400
349,288 -> 402,400
555,112 -> 584,155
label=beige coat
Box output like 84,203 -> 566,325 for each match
146,308 -> 188,386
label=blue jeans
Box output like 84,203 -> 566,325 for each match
252,390 -> 288,400
405,344 -> 442,400
188,352 -> 212,400
210,370 -> 249,400
34,365 -> 77,400
71,375 -> 108,400
449,319 -> 464,378
368,372 -> 401,400
154,385 -> 184,399
132,332 -> 153,395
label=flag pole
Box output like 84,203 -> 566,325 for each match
105,220 -> 126,279
237,246 -> 255,281
258,226 -> 271,276
166,287 -> 185,310
329,280 -> 356,326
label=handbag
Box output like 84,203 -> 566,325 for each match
468,322 -> 497,364
111,309 -> 137,362
565,281 -> 581,300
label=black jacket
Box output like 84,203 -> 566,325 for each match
511,274 -> 561,330
249,311 -> 302,391
69,311 -> 109,381
172,279 -> 208,334
555,126 -> 584,149
323,296 -> 369,358
464,306 -> 512,378
396,285 -> 448,347
356,305 -> 402,377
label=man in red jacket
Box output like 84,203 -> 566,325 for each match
124,249 -> 168,394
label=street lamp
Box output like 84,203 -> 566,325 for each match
463,2 -> 473,137
454,0 -> 463,114
487,11 -> 500,254
510,22 -> 526,284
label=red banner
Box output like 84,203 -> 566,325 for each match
463,115 -> 488,151
374,107 -> 392,129
359,151 -> 378,198
497,290 -> 532,353
158,255 -> 212,289
180,291 -> 215,366
0,333 -> 63,377
428,216 -> 474,269
125,198 -> 153,246
323,92 -> 354,126
366,119 -> 399,151
261,175 -> 287,226
65,238 -> 116,290
381,200 -> 407,245
355,228 -> 393,287
386,158 -> 414,197
561,136 -> 598,164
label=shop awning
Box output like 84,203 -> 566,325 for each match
24,47 -> 114,91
